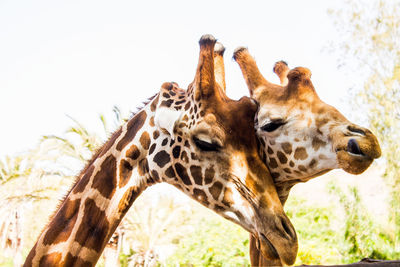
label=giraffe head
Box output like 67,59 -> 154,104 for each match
233,48 -> 381,186
150,35 -> 297,264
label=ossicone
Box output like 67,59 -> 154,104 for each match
287,67 -> 312,82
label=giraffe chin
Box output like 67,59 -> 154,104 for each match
337,150 -> 374,174
256,230 -> 298,266
258,232 -> 298,266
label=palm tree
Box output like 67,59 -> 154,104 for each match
124,185 -> 193,267
0,106 -> 127,266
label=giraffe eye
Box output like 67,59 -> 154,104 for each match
193,136 -> 221,152
261,120 -> 286,132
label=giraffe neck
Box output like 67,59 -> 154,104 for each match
24,95 -> 160,266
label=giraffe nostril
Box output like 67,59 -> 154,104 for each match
347,125 -> 366,136
281,217 -> 296,240
347,138 -> 363,156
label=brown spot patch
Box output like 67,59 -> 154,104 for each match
149,143 -> 156,155
119,160 -> 133,187
294,147 -> 308,160
117,111 -> 147,151
283,168 -> 292,174
309,158 -> 317,168
92,154 -> 117,199
289,161 -> 295,167
149,117 -> 155,127
184,140 -> 190,148
75,198 -> 110,252
204,166 -> 215,184
209,181 -> 223,200
190,165 -> 203,185
165,166 -> 176,178
267,146 -> 274,154
175,163 -> 192,185
277,151 -> 288,164
319,154 -> 328,160
298,165 -> 307,172
172,146 -> 181,159
126,144 -> 140,160
63,253 -> 92,267
312,137 -> 327,151
73,165 -> 94,194
193,189 -> 209,205
271,172 -> 280,179
153,150 -> 171,168
281,142 -> 292,154
269,158 -> 278,169
161,99 -> 173,107
138,158 -> 149,176
161,138 -> 168,146
99,128 -> 122,157
184,102 -> 191,111
43,199 -> 81,245
140,131 -> 150,150
180,150 -> 189,163
176,99 -> 185,105
153,130 -> 160,140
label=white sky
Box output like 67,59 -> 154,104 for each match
0,0 -> 351,158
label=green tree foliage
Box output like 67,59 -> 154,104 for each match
166,203 -> 250,267
328,184 -> 400,262
285,197 -> 342,265
329,0 -> 400,252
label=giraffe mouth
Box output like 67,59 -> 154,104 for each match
336,138 -> 369,158
259,233 -> 279,259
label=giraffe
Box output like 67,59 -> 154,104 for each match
23,35 -> 299,266
229,47 -> 381,266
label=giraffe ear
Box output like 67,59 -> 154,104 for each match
154,106 -> 183,138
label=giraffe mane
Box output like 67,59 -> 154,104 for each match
44,93 -> 159,229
